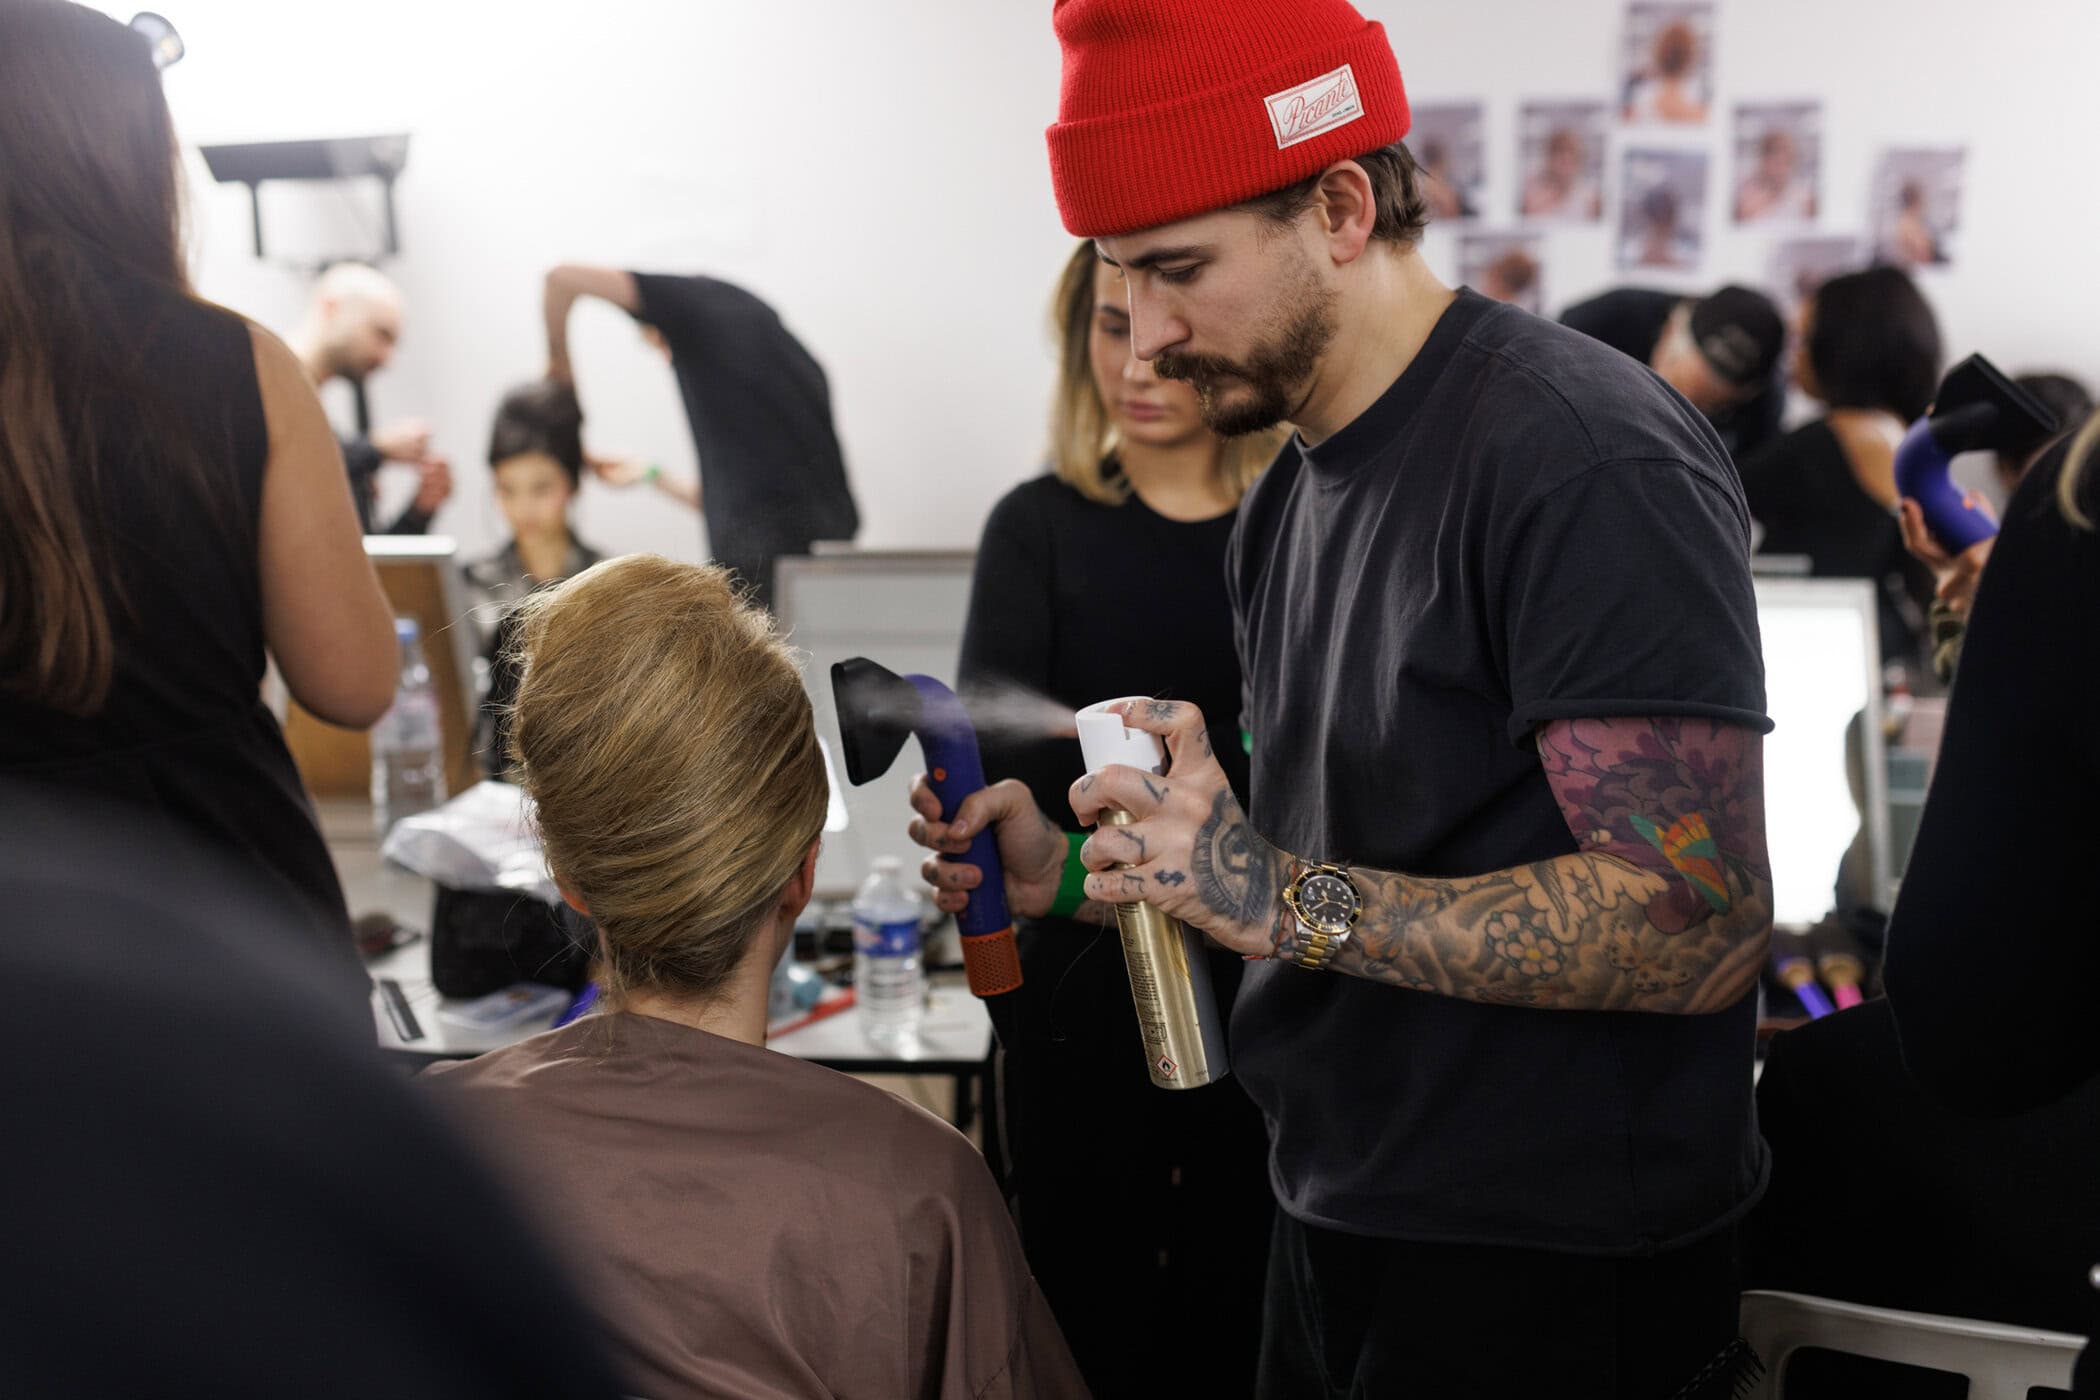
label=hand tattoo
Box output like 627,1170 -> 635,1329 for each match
1190,788 -> 1281,931
1140,774 -> 1169,805
1143,699 -> 1180,724
1155,870 -> 1187,887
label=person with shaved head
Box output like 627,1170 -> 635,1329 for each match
291,262 -> 453,534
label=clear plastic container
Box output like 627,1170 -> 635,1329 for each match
851,856 -> 925,1049
371,617 -> 447,838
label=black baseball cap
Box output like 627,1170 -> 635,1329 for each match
1689,286 -> 1786,388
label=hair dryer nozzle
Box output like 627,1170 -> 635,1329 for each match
831,658 -> 921,787
1929,355 -> 2060,458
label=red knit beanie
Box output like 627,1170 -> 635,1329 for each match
1047,0 -> 1411,237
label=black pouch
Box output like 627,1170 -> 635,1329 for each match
427,886 -> 591,998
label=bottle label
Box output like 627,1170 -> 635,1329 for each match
853,917 -> 919,958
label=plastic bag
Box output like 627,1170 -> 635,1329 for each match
378,780 -> 560,904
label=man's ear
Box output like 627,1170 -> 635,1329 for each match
557,879 -> 591,917
1313,159 -> 1379,266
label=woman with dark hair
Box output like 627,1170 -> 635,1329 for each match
0,1 -> 396,966
462,380 -> 605,639
463,380 -> 605,775
1738,265 -> 1942,675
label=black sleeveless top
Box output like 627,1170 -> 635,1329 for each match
0,269 -> 356,972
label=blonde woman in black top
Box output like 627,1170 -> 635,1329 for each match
953,243 -> 1286,1398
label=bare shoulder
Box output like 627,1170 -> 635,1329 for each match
244,320 -> 318,438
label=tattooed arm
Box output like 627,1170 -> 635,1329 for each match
1070,703 -> 1772,1016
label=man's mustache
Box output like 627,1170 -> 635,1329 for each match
1153,352 -> 1245,384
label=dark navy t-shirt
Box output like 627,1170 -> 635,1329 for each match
1226,289 -> 1772,1254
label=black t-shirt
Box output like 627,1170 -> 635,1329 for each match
1227,289 -> 1772,1253
628,273 -> 860,556
1738,418 -> 1934,673
1559,286 -> 1785,463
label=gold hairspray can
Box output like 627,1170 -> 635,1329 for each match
1076,699 -> 1230,1089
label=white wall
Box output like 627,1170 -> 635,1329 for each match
134,0 -> 2100,566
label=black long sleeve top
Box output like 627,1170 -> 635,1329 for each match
1883,434 -> 2100,1115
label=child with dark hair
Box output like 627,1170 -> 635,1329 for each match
462,381 -> 605,774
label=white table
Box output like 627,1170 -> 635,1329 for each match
327,799 -> 996,1125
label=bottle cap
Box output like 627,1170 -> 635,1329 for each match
395,616 -> 421,643
1075,697 -> 1168,775
871,855 -> 903,874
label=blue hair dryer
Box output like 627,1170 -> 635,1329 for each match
1895,354 -> 2060,552
831,658 -> 1021,1000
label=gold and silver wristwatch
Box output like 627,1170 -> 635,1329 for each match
1280,862 -> 1363,970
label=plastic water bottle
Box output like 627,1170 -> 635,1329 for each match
372,617 -> 447,838
852,856 -> 925,1048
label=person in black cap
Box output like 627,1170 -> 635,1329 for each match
1561,284 -> 1788,460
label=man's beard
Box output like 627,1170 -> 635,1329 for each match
1155,277 -> 1337,437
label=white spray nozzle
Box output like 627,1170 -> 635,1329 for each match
1075,696 -> 1169,776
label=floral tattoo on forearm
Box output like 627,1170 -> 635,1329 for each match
1321,717 -> 1772,1014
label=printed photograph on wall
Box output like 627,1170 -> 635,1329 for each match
1412,102 -> 1486,224
1733,102 -> 1821,225
1459,233 -> 1545,314
1518,101 -> 1608,222
1871,148 -> 1966,269
1618,147 -> 1709,270
1768,236 -> 1863,321
1620,3 -> 1715,125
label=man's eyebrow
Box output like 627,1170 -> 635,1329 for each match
1097,244 -> 1208,272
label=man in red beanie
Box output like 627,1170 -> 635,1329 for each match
914,2 -> 1772,1394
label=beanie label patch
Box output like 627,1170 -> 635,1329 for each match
1265,64 -> 1365,150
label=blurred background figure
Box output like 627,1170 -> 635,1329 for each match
462,381 -> 606,777
1998,372 -> 2094,496
0,0 -> 397,960
1623,17 -> 1709,124
289,263 -> 454,534
1624,179 -> 1695,268
543,265 -> 859,612
1738,266 -> 1943,677
1882,180 -> 1946,267
1561,283 -> 1787,460
1478,245 -> 1543,313
462,381 -> 605,639
1736,127 -> 1817,222
1521,126 -> 1604,219
1418,135 -> 1478,221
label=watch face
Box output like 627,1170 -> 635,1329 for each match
1297,873 -> 1358,934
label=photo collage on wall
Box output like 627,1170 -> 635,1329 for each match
1428,0 -> 1964,316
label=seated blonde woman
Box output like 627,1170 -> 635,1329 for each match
425,555 -> 1084,1400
